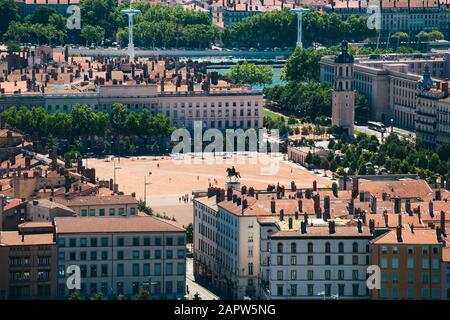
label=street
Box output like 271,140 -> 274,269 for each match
186,258 -> 219,300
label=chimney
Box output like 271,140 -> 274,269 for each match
370,195 -> 377,214
64,175 -> 70,193
324,195 -> 330,222
396,225 -> 402,242
348,198 -> 354,215
270,197 -> 276,214
295,211 -> 299,220
418,206 -> 422,224
436,227 -> 443,243
232,194 -> 237,203
357,219 -> 363,233
405,199 -> 411,215
312,180 -> 317,191
236,197 -> 242,206
383,211 -> 389,227
227,188 -> 232,201
242,198 -> 248,210
300,221 -> 307,234
441,210 -> 446,237
288,217 -> 293,229
332,182 -> 338,197
328,221 -> 336,234
394,198 -> 401,214
435,189 -> 441,201
298,199 -> 303,212
369,219 -> 375,234
410,223 -> 414,234
429,200 -> 434,217
352,178 -> 359,198
279,209 -> 284,221
313,194 -> 320,218
398,213 -> 402,228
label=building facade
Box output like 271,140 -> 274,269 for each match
267,224 -> 375,300
54,195 -> 138,217
54,216 -> 186,299
332,41 -> 355,135
0,231 -> 57,299
371,227 -> 444,300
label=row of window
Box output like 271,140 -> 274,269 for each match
275,242 -> 369,254
58,262 -> 185,278
79,207 -> 135,216
58,248 -> 185,261
58,235 -> 185,248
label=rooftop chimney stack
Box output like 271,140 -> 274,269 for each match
288,217 -> 293,229
441,210 -> 446,237
270,197 -> 276,214
396,225 -> 402,242
370,195 -> 377,214
429,200 -> 434,218
369,219 -> 375,234
332,182 -> 338,197
394,198 -> 401,214
279,209 -> 284,221
312,180 -> 317,191
383,211 -> 389,227
298,199 -> 303,212
435,190 -> 441,201
357,219 -> 363,233
352,178 -> 359,199
328,220 -> 336,234
405,199 -> 412,215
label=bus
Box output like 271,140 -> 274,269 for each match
367,121 -> 386,133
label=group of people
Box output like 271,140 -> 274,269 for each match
179,194 -> 191,203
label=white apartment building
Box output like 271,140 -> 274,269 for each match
193,193 -> 261,299
267,223 -> 375,300
55,216 -> 186,299
320,52 -> 450,129
54,195 -> 138,217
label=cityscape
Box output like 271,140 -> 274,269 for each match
0,0 -> 449,306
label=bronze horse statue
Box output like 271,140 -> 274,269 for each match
226,166 -> 241,181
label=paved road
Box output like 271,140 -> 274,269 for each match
355,125 -> 416,143
186,258 -> 219,300
70,48 -> 293,59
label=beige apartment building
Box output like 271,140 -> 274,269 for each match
54,216 -> 186,299
0,84 -> 264,130
54,195 -> 138,217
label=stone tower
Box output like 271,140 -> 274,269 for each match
332,40 -> 355,135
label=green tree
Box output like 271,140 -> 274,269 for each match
0,0 -> 19,39
428,153 -> 441,172
185,223 -> 193,243
81,24 -> 105,46
136,289 -> 150,300
227,62 -> 273,87
390,32 -> 409,48
282,47 -> 337,82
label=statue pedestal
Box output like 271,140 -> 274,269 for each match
226,181 -> 241,192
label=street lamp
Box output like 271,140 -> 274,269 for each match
290,8 -> 310,49
113,159 -> 121,193
143,175 -> 151,206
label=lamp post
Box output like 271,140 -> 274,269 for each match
121,3 -> 141,60
113,159 -> 121,193
143,175 -> 151,206
290,8 -> 310,49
